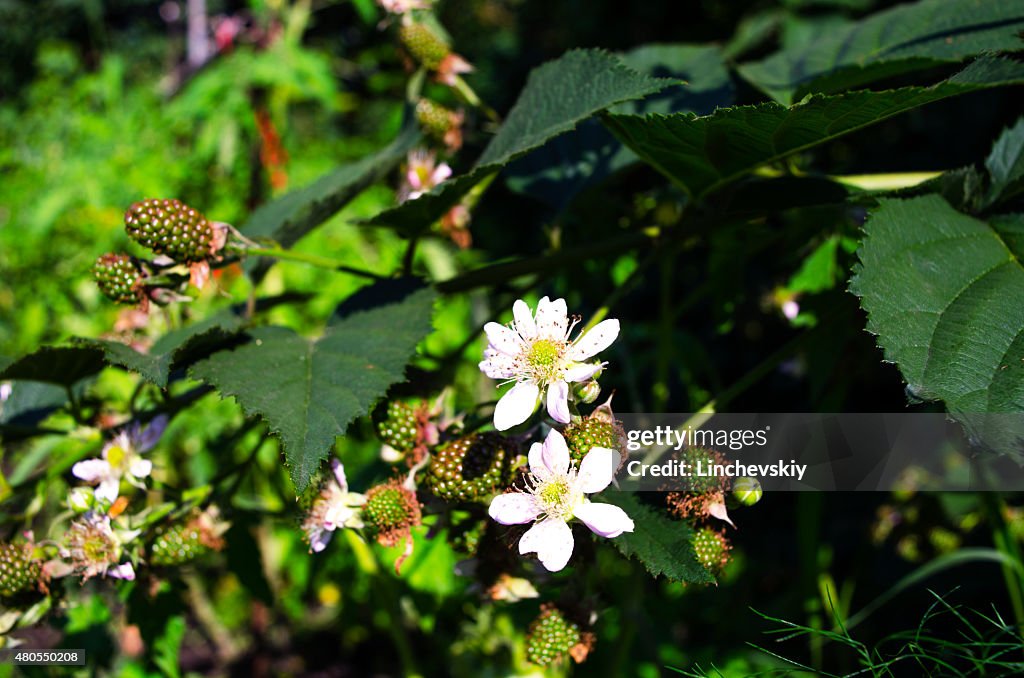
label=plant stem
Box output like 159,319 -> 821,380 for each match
980,491 -> 1024,630
243,247 -> 385,279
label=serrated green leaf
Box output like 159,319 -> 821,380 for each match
601,493 -> 714,584
0,346 -> 106,386
362,49 -> 674,234
188,281 -> 436,491
76,316 -> 246,388
738,0 -> 1024,104
985,117 -> 1024,207
851,195 -> 1024,420
604,57 -> 1024,200
0,381 -> 69,427
506,44 -> 733,211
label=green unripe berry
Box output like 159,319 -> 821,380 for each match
692,527 -> 730,575
124,198 -> 213,263
398,23 -> 450,69
526,606 -> 580,666
94,253 -> 146,305
374,401 -> 419,452
428,432 -> 513,502
0,541 -> 40,598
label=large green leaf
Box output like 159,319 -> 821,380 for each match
189,280 -> 436,491
604,57 -> 1024,200
362,49 -> 675,234
505,44 -> 733,211
738,0 -> 1024,104
851,195 -> 1024,417
601,493 -> 714,584
0,346 -> 106,386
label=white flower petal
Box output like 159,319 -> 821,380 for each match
527,441 -> 549,479
513,299 -> 537,339
569,319 -> 620,361
541,429 -> 570,477
564,362 -> 603,383
485,322 -> 524,356
107,562 -> 136,580
546,380 -> 571,424
573,501 -> 634,538
479,350 -> 516,379
72,459 -> 112,483
708,500 -> 735,527
95,478 -> 121,504
488,493 -> 541,525
577,447 -> 618,494
493,382 -> 539,430
331,458 -> 348,492
129,459 -> 152,479
535,297 -> 569,339
519,518 -> 574,572
309,529 -> 331,553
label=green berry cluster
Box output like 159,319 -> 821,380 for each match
150,522 -> 212,567
526,606 -> 580,667
365,481 -> 420,534
563,416 -> 621,464
427,432 -> 512,502
399,23 -> 450,69
415,99 -> 459,145
124,198 -> 213,263
374,401 -> 419,452
692,527 -> 730,575
93,253 -> 146,305
0,541 -> 40,598
679,447 -> 728,495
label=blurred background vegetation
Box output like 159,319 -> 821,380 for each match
1,0 -> 1023,676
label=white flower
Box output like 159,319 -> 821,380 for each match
479,297 -> 619,430
71,416 -> 167,503
399,149 -> 452,203
303,459 -> 366,553
488,430 -> 634,572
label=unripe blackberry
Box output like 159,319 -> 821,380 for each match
364,480 -> 421,546
0,541 -> 41,597
428,432 -> 513,502
398,22 -> 450,69
374,401 -> 419,452
149,508 -> 228,567
415,99 -> 462,150
679,447 -> 729,495
94,253 -> 146,305
563,416 -> 623,465
526,606 -> 580,667
692,527 -> 730,575
124,198 -> 213,263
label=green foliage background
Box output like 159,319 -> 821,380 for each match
1,0 -> 1024,676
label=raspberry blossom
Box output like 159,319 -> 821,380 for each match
72,415 -> 167,503
488,430 -> 634,572
303,459 -> 366,553
480,297 -> 619,430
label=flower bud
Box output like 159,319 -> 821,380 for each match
574,379 -> 601,405
731,476 -> 763,506
68,487 -> 95,513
